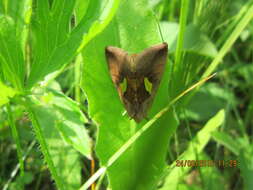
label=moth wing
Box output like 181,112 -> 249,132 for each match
135,43 -> 168,83
105,46 -> 128,84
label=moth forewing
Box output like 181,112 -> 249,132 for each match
105,46 -> 128,101
105,43 -> 168,122
136,43 -> 168,82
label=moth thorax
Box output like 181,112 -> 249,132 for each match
129,56 -> 138,72
126,77 -> 144,92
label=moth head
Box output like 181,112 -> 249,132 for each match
123,92 -> 153,123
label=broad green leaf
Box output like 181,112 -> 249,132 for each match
75,0 -> 90,23
159,110 -> 224,190
0,81 -> 18,107
184,82 -> 235,121
0,0 -> 32,52
0,16 -> 23,89
211,131 -> 240,155
82,0 -> 177,189
4,0 -> 32,52
0,0 -> 32,90
160,22 -> 218,57
38,89 -> 91,157
77,0 -> 121,51
27,0 -> 120,88
29,99 -> 84,190
27,0 -> 76,88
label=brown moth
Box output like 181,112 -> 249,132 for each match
105,43 -> 168,122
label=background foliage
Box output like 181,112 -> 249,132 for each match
0,0 -> 252,190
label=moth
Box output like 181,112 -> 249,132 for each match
105,43 -> 168,122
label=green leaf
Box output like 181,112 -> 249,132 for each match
37,88 -> 91,157
0,0 -> 32,51
27,0 -> 120,88
0,0 -> 32,90
159,110 -> 225,190
160,22 -> 218,57
77,0 -> 121,51
0,81 -> 18,107
0,16 -> 23,89
211,131 -> 240,155
184,83 -> 235,121
81,0 -> 177,189
27,0 -> 76,88
29,97 -> 86,190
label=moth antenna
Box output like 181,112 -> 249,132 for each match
152,11 -> 165,42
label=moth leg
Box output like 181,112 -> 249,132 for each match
122,110 -> 127,116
